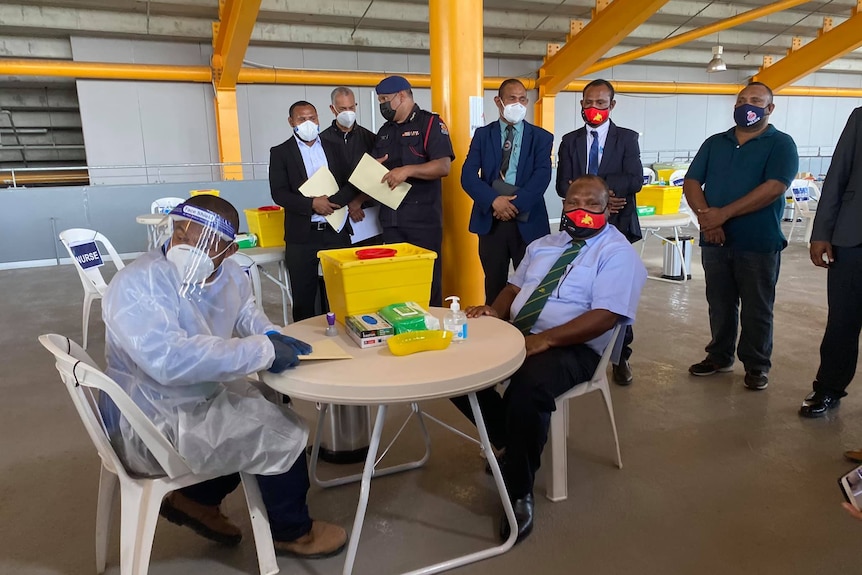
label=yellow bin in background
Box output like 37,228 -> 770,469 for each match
244,206 -> 285,247
190,189 -> 220,197
318,243 -> 437,325
637,185 -> 683,215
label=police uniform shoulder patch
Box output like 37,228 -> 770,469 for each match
439,121 -> 449,135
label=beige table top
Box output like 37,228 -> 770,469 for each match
262,308 -> 526,405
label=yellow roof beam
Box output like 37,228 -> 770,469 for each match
538,0 -> 671,96
585,0 -> 811,74
753,3 -> 862,91
211,0 -> 261,89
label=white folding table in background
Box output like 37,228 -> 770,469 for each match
240,246 -> 292,326
135,213 -> 169,251
638,212 -> 695,283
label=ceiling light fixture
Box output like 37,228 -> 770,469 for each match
706,45 -> 727,73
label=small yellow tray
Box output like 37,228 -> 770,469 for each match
387,330 -> 453,356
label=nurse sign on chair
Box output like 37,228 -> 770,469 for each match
58,228 -> 126,349
38,334 -> 279,575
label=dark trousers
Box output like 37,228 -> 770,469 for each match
620,325 -> 634,362
285,225 -> 350,322
451,344 -> 599,499
478,220 -> 527,305
815,245 -> 862,398
383,226 -> 443,307
701,246 -> 781,372
616,221 -> 637,365
179,453 -> 313,542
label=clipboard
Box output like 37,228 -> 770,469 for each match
348,153 -> 411,210
298,338 -> 354,361
299,168 -> 349,232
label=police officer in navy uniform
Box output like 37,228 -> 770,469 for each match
372,75 -> 455,307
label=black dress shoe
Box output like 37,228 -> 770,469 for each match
612,360 -> 633,386
499,493 -> 534,543
799,391 -> 840,418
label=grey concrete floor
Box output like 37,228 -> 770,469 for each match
2,227 -> 862,575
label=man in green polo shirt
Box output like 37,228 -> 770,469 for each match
683,82 -> 798,391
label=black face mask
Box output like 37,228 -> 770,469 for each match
379,98 -> 398,122
560,207 -> 608,241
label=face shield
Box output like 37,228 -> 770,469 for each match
165,203 -> 236,298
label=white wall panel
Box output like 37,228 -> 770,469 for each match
76,81 -> 148,184
137,83 -> 216,182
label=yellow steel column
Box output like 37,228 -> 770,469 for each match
211,0 -> 262,180
429,0 -> 484,306
533,43 -> 562,132
214,89 -> 244,180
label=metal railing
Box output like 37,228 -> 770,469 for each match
0,161 -> 270,188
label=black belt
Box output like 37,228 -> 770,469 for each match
310,222 -> 328,231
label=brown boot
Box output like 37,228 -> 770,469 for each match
159,492 -> 242,546
845,449 -> 862,463
274,521 -> 347,559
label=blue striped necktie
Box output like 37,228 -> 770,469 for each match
511,240 -> 585,335
588,130 -> 600,175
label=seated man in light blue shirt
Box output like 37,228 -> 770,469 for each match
453,175 -> 646,544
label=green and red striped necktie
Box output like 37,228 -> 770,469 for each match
511,240 -> 585,335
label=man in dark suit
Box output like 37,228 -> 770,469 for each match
269,100 -> 355,322
556,79 -> 643,385
800,107 -> 862,417
462,78 -> 553,304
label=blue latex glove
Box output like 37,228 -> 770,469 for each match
266,331 -> 313,355
266,333 -> 309,373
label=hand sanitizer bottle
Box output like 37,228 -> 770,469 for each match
443,296 -> 467,343
325,312 -> 338,337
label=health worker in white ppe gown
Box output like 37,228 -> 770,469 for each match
100,194 -> 347,557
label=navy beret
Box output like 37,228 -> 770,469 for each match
376,75 -> 411,95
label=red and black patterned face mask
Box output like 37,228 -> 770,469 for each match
560,208 -> 607,240
582,107 -> 610,126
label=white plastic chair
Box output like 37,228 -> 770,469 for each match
679,193 -> 700,230
642,167 -> 656,185
668,169 -> 687,187
150,197 -> 184,215
58,228 -> 126,349
38,333 -> 279,575
788,179 -> 818,244
542,324 -> 623,502
230,252 -> 265,313
148,197 -> 183,248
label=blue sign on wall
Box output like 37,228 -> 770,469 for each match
70,241 -> 104,269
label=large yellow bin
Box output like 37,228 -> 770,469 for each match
190,189 -> 220,197
244,206 -> 285,247
318,243 -> 437,324
637,185 -> 683,215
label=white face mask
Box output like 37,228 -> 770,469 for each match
166,243 -> 215,286
502,102 -> 527,125
294,120 -> 319,142
336,110 -> 356,129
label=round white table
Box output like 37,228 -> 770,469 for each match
263,309 -> 526,575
